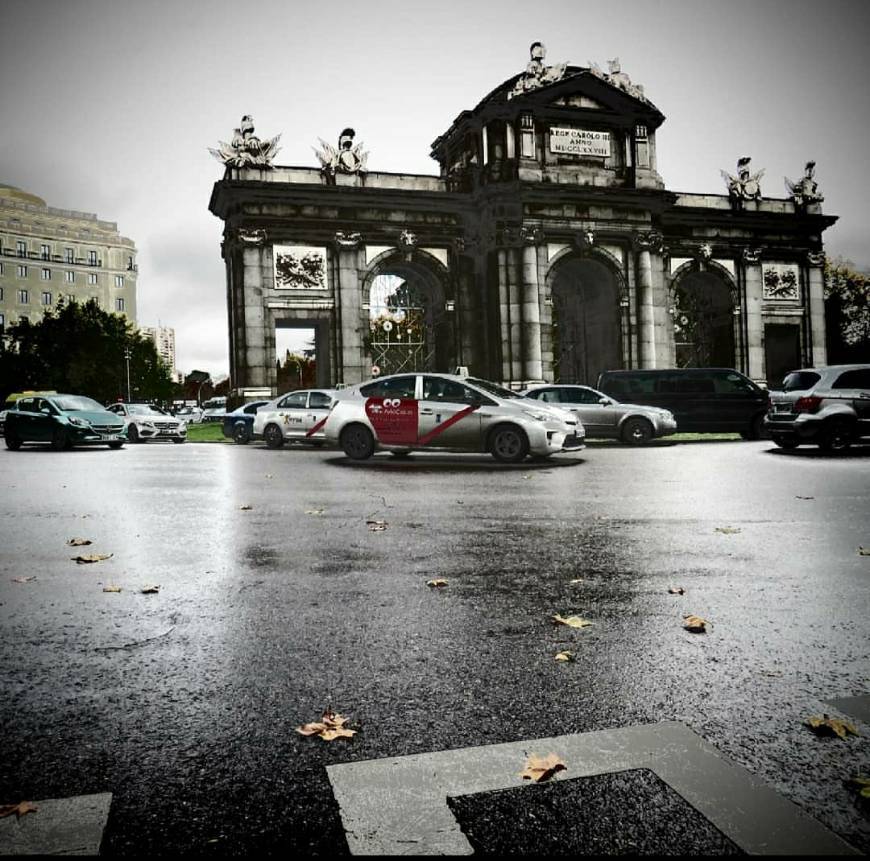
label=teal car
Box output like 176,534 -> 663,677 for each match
4,394 -> 127,450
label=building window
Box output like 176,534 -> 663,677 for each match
0,286 -> 3,300
41,244 -> 51,260
91,296 -> 99,307
116,297 -> 125,312
0,262 -> 3,275
88,250 -> 97,265
18,289 -> 29,304
635,124 -> 648,140
16,240 -> 26,257
17,264 -> 27,278
19,315 -> 29,324
42,291 -> 52,306
127,256 -> 134,270
0,313 -> 4,332
65,248 -> 74,263
115,275 -> 125,288
41,267 -> 51,280
65,271 -> 75,283
88,273 -> 98,285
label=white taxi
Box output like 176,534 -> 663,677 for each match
324,373 -> 584,463
252,389 -> 338,448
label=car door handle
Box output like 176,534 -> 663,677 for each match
420,408 -> 434,415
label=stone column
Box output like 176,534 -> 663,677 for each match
807,252 -> 828,367
520,229 -> 543,383
335,234 -> 365,385
507,247 -> 523,383
742,247 -> 764,380
239,229 -> 268,389
456,251 -> 477,372
633,231 -> 661,368
497,249 -> 511,383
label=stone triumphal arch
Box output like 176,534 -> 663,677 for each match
209,44 -> 836,397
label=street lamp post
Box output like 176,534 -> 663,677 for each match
124,347 -> 132,402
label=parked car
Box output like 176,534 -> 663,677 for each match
765,364 -> 870,451
106,402 -> 187,443
5,394 -> 127,450
324,372 -> 585,463
253,389 -> 338,448
222,401 -> 270,444
200,397 -> 228,423
175,405 -> 203,423
522,384 -> 677,444
597,368 -> 769,438
1,390 -> 58,437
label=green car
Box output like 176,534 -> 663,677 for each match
4,394 -> 128,451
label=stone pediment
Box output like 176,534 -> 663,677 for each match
548,92 -> 608,110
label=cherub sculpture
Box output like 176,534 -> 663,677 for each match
313,128 -> 369,177
785,161 -> 823,208
508,42 -> 568,99
721,157 -> 765,205
209,115 -> 281,168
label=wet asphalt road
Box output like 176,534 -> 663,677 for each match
1,438 -> 869,854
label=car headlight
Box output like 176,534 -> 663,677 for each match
178,422 -> 187,430
68,416 -> 90,427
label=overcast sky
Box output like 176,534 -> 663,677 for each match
2,0 -> 869,378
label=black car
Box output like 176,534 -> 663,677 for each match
597,368 -> 769,438
5,394 -> 127,450
221,401 -> 269,444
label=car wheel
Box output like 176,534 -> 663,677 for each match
5,431 -> 22,451
232,424 -> 250,445
340,423 -> 375,460
489,424 -> 529,464
771,435 -> 799,450
819,420 -> 853,452
264,423 -> 285,449
128,424 -> 141,444
108,441 -> 124,449
51,427 -> 70,451
621,417 -> 653,445
741,413 -> 767,441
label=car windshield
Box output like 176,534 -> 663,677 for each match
53,396 -> 104,412
128,404 -> 165,416
782,371 -> 821,392
466,377 -> 521,399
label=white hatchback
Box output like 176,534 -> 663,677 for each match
252,389 -> 338,448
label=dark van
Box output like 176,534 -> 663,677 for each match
596,368 -> 769,438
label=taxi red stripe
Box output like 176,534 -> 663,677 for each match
306,417 -> 328,437
416,404 -> 480,446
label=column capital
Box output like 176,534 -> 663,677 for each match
633,230 -> 663,253
334,231 -> 362,249
520,225 -> 544,245
741,246 -> 764,265
574,229 -> 595,251
236,228 -> 266,246
806,250 -> 826,267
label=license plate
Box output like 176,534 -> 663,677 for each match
774,403 -> 791,413
102,434 -> 119,440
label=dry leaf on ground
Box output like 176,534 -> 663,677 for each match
568,578 -> 584,585
11,576 -> 36,584
239,504 -> 253,511
552,614 -> 593,628
796,495 -> 814,500
366,520 -> 388,531
66,538 -> 92,546
296,709 -> 357,742
305,509 -> 325,516
554,651 -> 575,662
682,614 -> 707,633
72,553 -> 113,564
426,579 -> 448,588
140,585 -> 160,594
714,527 -> 741,534
668,586 -> 685,595
264,474 -> 273,479
102,585 -> 122,593
0,801 -> 38,819
806,715 -> 859,740
520,753 -> 567,782
857,547 -> 870,556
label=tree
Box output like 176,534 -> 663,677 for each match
0,297 -> 175,403
825,258 -> 870,362
277,350 -> 316,393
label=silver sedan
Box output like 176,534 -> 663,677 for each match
324,373 -> 585,463
252,389 -> 338,448
522,384 -> 677,444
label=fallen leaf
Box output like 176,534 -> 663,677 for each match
806,715 -> 859,740
715,527 -> 741,534
796,495 -> 814,500
858,547 -> 870,556
102,584 -> 122,593
552,614 -> 593,628
682,614 -> 707,633
264,474 -> 273,479
140,585 -> 160,594
520,753 -> 567,783
568,578 -> 584,585
554,651 -> 575,662
523,474 -> 533,480
847,776 -> 870,799
239,504 -> 253,511
72,553 -> 113,564
305,508 -> 325,516
366,520 -> 388,532
296,709 -> 357,742
426,579 -> 448,588
0,801 -> 38,819
10,576 -> 36,584
66,538 -> 92,547
668,586 -> 685,595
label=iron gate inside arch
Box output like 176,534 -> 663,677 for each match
368,274 -> 437,375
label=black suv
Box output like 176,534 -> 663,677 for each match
765,365 -> 870,451
597,368 -> 769,438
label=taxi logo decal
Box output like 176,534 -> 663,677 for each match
364,398 -> 418,445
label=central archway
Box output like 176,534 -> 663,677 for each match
548,256 -> 622,385
671,270 -> 735,367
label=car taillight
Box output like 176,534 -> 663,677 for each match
794,395 -> 823,413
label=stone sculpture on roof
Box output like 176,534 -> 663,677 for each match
209,115 -> 281,168
313,128 -> 369,178
721,157 -> 765,206
507,42 -> 568,100
785,161 -> 824,208
587,57 -> 649,103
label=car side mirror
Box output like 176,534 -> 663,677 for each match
599,397 -> 611,406
40,407 -> 51,414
